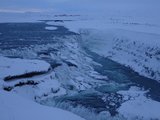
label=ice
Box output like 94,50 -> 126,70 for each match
118,87 -> 160,120
45,26 -> 57,31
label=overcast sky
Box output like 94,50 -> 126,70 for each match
0,0 -> 159,13
0,0 -> 69,10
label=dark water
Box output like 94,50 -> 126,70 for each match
48,38 -> 160,116
49,48 -> 160,116
1,22 -> 160,116
86,49 -> 160,102
0,22 -> 76,49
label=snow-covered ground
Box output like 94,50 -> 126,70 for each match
0,90 -> 84,120
80,29 -> 160,81
0,56 -> 51,81
118,87 -> 160,120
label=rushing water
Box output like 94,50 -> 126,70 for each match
86,49 -> 160,102
41,35 -> 160,119
0,22 -> 76,49
1,22 -> 160,119
41,48 -> 160,118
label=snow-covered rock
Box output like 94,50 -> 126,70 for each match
118,87 -> 160,120
0,56 -> 51,81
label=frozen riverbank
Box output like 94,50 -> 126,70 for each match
80,29 -> 160,82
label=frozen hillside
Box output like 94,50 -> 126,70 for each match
80,29 -> 160,81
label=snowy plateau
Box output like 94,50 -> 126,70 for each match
0,0 -> 160,120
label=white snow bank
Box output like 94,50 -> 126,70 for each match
48,18 -> 160,35
43,0 -> 160,35
118,87 -> 160,120
35,77 -> 66,99
81,29 -> 160,81
0,90 -> 84,120
0,56 -> 50,80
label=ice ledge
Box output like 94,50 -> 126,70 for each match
0,56 -> 51,81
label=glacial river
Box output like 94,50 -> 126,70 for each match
0,22 -> 160,119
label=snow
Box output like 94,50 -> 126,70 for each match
80,29 -> 160,81
0,36 -> 106,92
0,12 -> 42,23
41,0 -> 160,35
45,26 -> 57,31
0,34 -> 107,120
118,87 -> 160,120
35,77 -> 67,99
0,0 -> 160,119
0,56 -> 51,80
0,90 -> 84,120
39,0 -> 160,82
0,35 -> 106,120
